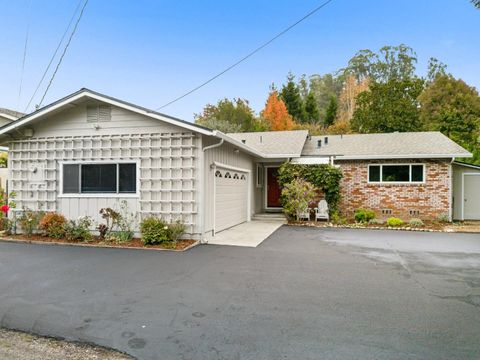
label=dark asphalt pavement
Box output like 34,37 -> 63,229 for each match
0,226 -> 479,360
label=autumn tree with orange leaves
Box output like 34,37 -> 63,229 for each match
261,91 -> 295,131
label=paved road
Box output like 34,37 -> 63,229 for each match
0,227 -> 479,359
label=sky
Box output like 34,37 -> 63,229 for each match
1,0 -> 479,121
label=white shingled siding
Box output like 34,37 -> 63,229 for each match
8,103 -> 202,236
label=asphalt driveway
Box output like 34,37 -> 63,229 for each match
0,226 -> 479,360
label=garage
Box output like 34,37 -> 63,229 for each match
453,162 -> 480,220
214,167 -> 249,233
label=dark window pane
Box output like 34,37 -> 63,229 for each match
63,164 -> 79,193
369,165 -> 380,182
81,164 -> 117,193
119,163 -> 136,193
411,165 -> 424,182
382,165 -> 410,182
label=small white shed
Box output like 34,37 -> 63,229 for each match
452,162 -> 480,220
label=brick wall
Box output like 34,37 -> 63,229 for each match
336,159 -> 451,221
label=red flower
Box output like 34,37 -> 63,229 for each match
1,205 -> 9,215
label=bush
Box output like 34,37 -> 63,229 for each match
140,217 -> 186,245
331,211 -> 347,225
280,178 -> 317,220
277,163 -> 343,214
386,217 -> 404,227
65,216 -> 93,242
18,209 -> 44,236
368,218 -> 384,225
354,209 -> 376,223
98,201 -> 137,242
409,218 -> 424,227
39,213 -> 67,239
436,213 -> 450,223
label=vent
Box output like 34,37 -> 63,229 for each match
241,139 -> 246,144
87,105 -> 111,122
381,209 -> 392,215
409,209 -> 420,216
324,136 -> 328,145
317,139 -> 322,148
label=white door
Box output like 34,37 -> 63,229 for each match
464,174 -> 480,220
215,168 -> 249,233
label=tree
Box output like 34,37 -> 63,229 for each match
335,75 -> 370,124
262,90 -> 295,131
342,44 -> 417,83
351,77 -> 425,133
324,96 -> 337,127
309,73 -> 343,125
194,98 -> 256,132
426,57 -> 448,83
280,73 -> 306,123
472,0 -> 480,9
419,75 -> 480,164
304,92 -> 320,124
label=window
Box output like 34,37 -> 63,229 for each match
62,163 -> 137,195
368,164 -> 424,183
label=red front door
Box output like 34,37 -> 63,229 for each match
267,167 -> 282,208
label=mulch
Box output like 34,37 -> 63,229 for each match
0,234 -> 198,251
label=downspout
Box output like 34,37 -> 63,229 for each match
199,137 -> 224,242
449,157 -> 455,222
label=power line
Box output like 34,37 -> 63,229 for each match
156,0 -> 334,110
37,0 -> 89,109
24,0 -> 84,112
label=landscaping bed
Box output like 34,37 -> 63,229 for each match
0,234 -> 198,251
288,220 -> 480,233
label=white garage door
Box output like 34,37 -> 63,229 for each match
464,174 -> 480,220
215,168 -> 249,233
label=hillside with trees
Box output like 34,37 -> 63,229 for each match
194,44 -> 480,165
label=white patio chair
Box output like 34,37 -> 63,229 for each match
315,200 -> 329,222
297,206 -> 310,221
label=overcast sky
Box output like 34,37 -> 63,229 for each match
1,0 -> 479,120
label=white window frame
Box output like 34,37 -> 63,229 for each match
367,163 -> 426,184
59,160 -> 140,198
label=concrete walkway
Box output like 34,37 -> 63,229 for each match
207,220 -> 285,247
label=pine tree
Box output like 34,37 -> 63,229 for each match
324,96 -> 338,127
304,92 -> 320,124
280,73 -> 306,123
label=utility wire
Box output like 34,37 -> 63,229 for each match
156,0 -> 334,110
24,0 -> 84,112
37,0 -> 89,109
17,0 -> 33,109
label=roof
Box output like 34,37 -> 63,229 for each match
227,130 -> 308,158
0,108 -> 24,121
0,88 -> 265,158
301,132 -> 472,159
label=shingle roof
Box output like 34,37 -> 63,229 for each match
0,108 -> 24,119
302,132 -> 471,159
227,130 -> 308,157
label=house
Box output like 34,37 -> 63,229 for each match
0,89 -> 476,241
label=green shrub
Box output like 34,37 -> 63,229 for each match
280,178 -> 317,220
98,201 -> 137,242
140,217 -> 186,245
436,213 -> 450,223
331,211 -> 347,225
387,217 -> 404,227
409,218 -> 424,227
65,216 -> 93,242
368,218 -> 384,225
18,209 -> 44,236
354,209 -> 376,223
39,212 -> 67,239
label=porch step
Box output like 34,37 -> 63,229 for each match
252,213 -> 286,221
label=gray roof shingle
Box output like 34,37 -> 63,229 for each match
227,130 -> 308,157
302,132 -> 471,158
